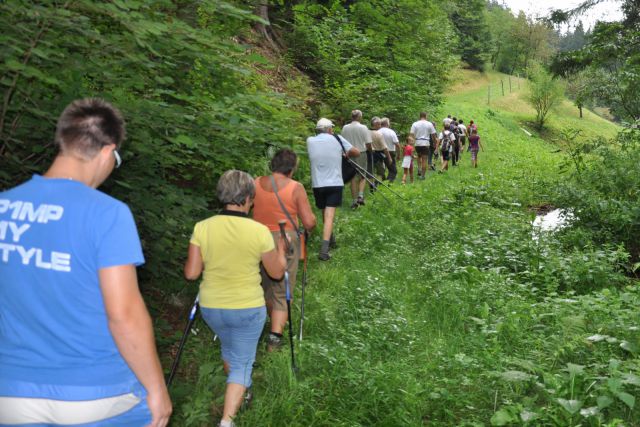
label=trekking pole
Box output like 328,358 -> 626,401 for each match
298,230 -> 308,341
351,164 -> 392,205
278,221 -> 298,372
166,294 -> 199,387
347,157 -> 405,200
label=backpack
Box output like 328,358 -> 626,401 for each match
440,131 -> 451,152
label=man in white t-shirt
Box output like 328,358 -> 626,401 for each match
443,115 -> 452,128
370,117 -> 392,183
341,110 -> 372,208
307,118 -> 359,260
409,112 -> 438,179
379,117 -> 400,182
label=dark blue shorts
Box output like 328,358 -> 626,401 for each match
313,186 -> 343,209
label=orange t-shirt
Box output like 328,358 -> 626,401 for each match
253,176 -> 306,259
253,177 -> 300,231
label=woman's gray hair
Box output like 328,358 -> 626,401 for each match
216,170 -> 255,206
381,117 -> 390,127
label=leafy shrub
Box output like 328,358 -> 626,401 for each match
526,65 -> 565,128
556,126 -> 640,270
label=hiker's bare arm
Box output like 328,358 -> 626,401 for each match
294,182 -> 317,231
184,244 -> 203,280
262,243 -> 286,279
100,265 -> 172,427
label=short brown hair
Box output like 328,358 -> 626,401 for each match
55,98 -> 125,158
270,149 -> 297,175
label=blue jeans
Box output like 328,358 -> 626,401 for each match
201,306 -> 266,387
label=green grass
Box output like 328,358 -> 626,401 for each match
164,70 -> 639,426
446,69 -> 619,142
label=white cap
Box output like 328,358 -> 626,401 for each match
316,118 -> 334,130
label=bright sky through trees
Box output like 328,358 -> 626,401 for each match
501,0 -> 623,29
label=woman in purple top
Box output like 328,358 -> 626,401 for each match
468,128 -> 484,168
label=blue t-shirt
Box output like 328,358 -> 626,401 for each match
0,175 -> 145,399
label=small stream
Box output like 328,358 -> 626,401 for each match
532,208 -> 573,240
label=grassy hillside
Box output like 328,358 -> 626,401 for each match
165,71 -> 638,426
448,70 -> 619,141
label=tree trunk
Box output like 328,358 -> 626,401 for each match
254,3 -> 281,52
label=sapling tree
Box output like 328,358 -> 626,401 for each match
527,65 -> 565,128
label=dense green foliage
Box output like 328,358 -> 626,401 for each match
485,2 -> 557,75
282,0 -> 454,129
450,0 -> 491,71
550,0 -> 640,122
0,0 -> 310,285
556,126 -> 640,267
558,21 -> 588,52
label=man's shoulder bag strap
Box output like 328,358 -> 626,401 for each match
334,134 -> 347,154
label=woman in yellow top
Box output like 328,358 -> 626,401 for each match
184,170 -> 286,427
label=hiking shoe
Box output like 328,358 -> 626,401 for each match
318,252 -> 331,261
241,388 -> 253,411
267,333 -> 283,351
329,234 -> 337,249
357,196 -> 365,206
350,200 -> 359,209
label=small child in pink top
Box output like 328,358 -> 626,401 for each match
401,137 -> 415,184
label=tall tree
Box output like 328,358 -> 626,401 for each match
450,0 -> 491,71
550,1 -> 640,121
485,1 -> 515,70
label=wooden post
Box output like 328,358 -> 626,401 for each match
509,76 -> 512,93
501,79 -> 504,96
488,84 -> 491,105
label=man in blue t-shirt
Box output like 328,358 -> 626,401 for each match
0,99 -> 172,426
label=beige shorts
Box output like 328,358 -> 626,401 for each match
261,230 -> 300,311
352,152 -> 368,171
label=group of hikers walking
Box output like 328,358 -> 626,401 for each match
403,112 -> 484,183
0,99 -> 485,427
